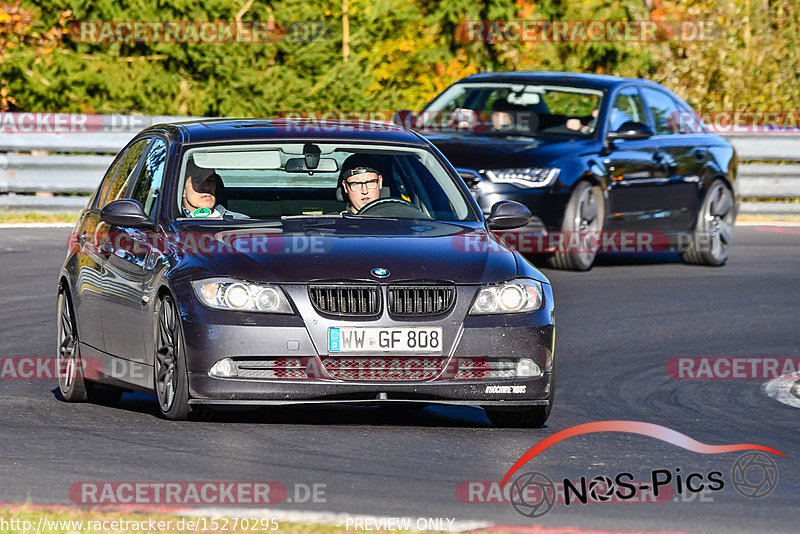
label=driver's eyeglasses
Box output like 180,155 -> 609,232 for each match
345,178 -> 379,191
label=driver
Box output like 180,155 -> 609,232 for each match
339,155 -> 384,214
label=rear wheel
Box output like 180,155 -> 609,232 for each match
57,291 -> 88,402
547,181 -> 603,271
154,295 -> 191,420
682,180 -> 735,266
57,290 -> 124,405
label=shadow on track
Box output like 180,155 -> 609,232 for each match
52,388 -> 498,428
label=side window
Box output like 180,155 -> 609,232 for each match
130,138 -> 168,217
93,154 -> 125,209
608,87 -> 647,131
95,138 -> 150,209
673,99 -> 708,134
641,87 -> 681,135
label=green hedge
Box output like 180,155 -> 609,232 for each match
1,0 -> 798,116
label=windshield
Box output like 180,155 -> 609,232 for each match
176,143 -> 477,222
421,82 -> 604,137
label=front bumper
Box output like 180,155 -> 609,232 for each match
178,282 -> 556,407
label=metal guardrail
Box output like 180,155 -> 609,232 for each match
0,118 -> 798,211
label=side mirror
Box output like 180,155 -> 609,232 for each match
486,200 -> 532,230
101,199 -> 150,227
607,121 -> 654,141
393,110 -> 417,129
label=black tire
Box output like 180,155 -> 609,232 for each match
57,290 -> 89,402
547,181 -> 604,271
154,294 -> 191,420
681,179 -> 735,266
485,366 -> 556,428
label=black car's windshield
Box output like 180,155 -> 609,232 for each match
421,82 -> 604,137
176,143 -> 477,221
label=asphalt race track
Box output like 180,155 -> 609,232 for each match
0,225 -> 798,533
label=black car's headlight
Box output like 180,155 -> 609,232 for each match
484,167 -> 560,188
192,279 -> 293,313
469,279 -> 543,315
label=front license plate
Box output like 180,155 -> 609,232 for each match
328,327 -> 443,354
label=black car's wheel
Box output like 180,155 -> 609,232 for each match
547,181 -> 603,271
57,290 -> 89,402
485,366 -> 556,428
682,179 -> 735,266
154,294 -> 190,420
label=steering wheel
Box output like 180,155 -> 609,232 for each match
356,198 -> 429,219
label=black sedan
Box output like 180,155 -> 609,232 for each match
399,71 -> 738,270
57,119 -> 556,427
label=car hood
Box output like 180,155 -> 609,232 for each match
170,219 -> 545,285
422,132 -> 598,169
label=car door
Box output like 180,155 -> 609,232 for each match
95,137 -> 151,361
638,86 -> 701,231
101,137 -> 170,367
603,85 -> 667,231
72,152 -> 126,352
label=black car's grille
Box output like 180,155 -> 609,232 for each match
388,283 -> 455,316
309,283 -> 381,316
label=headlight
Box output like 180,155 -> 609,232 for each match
192,279 -> 293,313
469,279 -> 543,314
484,167 -> 560,188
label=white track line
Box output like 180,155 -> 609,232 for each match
736,221 -> 800,227
763,374 -> 800,408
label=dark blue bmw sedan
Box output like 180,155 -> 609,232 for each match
57,119 -> 556,427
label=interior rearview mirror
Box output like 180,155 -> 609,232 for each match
284,157 -> 339,173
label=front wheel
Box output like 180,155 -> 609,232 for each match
681,180 -> 735,266
547,181 -> 604,271
154,295 -> 191,420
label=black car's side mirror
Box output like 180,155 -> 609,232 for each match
100,199 -> 151,228
603,121 -> 654,153
486,200 -> 532,230
607,121 -> 654,141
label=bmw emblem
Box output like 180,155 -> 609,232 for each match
371,267 -> 390,278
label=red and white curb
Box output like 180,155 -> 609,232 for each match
0,502 -> 699,533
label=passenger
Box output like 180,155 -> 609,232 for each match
181,158 -> 247,218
